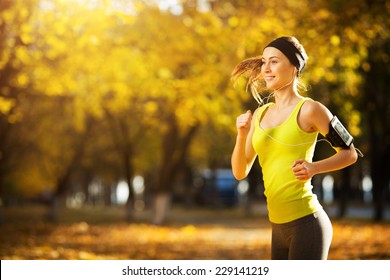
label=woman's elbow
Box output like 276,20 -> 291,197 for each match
350,149 -> 358,164
232,170 -> 247,181
346,147 -> 358,166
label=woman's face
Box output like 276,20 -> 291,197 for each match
261,47 -> 296,90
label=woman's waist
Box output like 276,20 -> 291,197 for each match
264,178 -> 313,202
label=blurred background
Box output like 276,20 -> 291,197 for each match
0,0 -> 389,259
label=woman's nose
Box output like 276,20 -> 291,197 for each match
264,62 -> 271,72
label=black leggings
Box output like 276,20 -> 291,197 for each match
271,210 -> 333,260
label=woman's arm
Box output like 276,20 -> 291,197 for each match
231,109 -> 258,180
292,100 -> 358,181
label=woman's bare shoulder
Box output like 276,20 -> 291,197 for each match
301,99 -> 331,118
300,99 -> 333,134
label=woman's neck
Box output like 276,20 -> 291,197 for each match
271,77 -> 300,105
273,89 -> 301,111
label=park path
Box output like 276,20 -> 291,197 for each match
1,205 -> 389,260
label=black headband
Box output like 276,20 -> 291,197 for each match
265,38 -> 306,75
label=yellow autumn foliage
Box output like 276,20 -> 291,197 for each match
0,0 -> 388,196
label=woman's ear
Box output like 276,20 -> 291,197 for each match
294,67 -> 301,77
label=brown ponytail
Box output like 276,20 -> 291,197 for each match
231,56 -> 265,105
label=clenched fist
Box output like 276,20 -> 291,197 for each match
292,159 -> 317,181
236,110 -> 252,137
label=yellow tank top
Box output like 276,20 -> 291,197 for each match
252,98 -> 322,224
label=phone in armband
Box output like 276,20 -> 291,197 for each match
326,116 -> 354,148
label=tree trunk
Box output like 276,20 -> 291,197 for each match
152,115 -> 199,225
371,151 -> 386,221
46,194 -> 65,223
0,199 -> 3,225
46,121 -> 90,222
337,167 -> 351,218
151,192 -> 172,225
47,170 -> 77,223
124,149 -> 135,222
363,40 -> 390,221
104,183 -> 112,207
104,111 -> 138,223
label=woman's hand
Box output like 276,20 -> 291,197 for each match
236,110 -> 252,137
232,109 -> 257,180
292,159 -> 317,181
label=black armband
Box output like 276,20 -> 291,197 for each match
325,116 -> 354,148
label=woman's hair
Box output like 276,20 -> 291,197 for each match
231,36 -> 308,105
